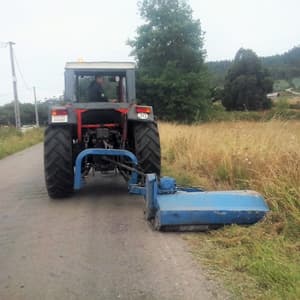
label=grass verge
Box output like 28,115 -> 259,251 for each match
0,127 -> 44,159
160,121 -> 300,299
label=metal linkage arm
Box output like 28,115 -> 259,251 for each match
74,148 -> 139,190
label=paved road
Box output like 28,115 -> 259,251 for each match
286,88 -> 300,96
0,144 -> 224,300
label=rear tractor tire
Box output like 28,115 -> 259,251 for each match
134,122 -> 161,177
44,126 -> 74,198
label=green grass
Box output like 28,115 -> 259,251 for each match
272,77 -> 300,92
274,79 -> 290,92
185,223 -> 300,299
0,127 -> 44,159
207,102 -> 300,122
292,77 -> 300,90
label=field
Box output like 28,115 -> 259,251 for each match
274,79 -> 290,91
0,127 -> 44,159
160,121 -> 300,299
273,78 -> 300,92
208,99 -> 300,122
292,77 -> 300,91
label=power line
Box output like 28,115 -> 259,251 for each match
13,50 -> 32,91
1,41 -> 32,92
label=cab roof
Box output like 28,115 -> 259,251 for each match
65,61 -> 136,71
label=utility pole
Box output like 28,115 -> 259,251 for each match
8,41 -> 21,129
33,86 -> 39,127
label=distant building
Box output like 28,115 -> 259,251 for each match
267,92 -> 280,99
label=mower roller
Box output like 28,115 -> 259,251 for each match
44,61 -> 269,232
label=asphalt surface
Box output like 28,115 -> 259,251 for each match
0,144 -> 225,300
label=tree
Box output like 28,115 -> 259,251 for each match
206,60 -> 232,87
222,48 -> 273,111
129,0 -> 210,122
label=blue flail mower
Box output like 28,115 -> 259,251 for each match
74,148 -> 269,231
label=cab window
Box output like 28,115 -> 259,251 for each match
76,75 -> 127,102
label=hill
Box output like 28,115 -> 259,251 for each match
207,46 -> 300,90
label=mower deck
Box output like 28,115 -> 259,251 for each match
74,148 -> 269,231
154,190 -> 268,230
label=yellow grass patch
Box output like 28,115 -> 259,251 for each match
160,121 -> 300,299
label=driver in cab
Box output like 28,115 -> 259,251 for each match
88,75 -> 108,102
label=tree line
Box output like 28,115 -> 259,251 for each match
129,0 -> 277,117
208,46 -> 300,87
0,99 -> 61,126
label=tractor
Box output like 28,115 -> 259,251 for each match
44,62 -> 160,198
44,61 -> 269,231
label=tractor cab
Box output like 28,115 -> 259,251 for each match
64,62 -> 136,103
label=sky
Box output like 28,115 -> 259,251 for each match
0,0 -> 299,104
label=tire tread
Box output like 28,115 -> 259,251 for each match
44,126 -> 74,198
134,122 -> 161,176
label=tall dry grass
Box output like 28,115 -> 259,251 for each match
159,121 -> 300,299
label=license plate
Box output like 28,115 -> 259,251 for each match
51,115 -> 68,123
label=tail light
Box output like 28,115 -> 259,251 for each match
51,109 -> 68,116
51,109 -> 68,123
136,106 -> 152,114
